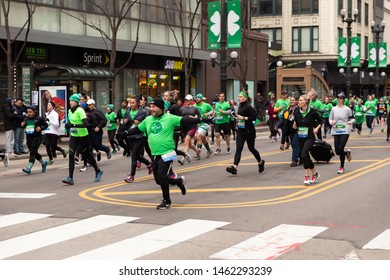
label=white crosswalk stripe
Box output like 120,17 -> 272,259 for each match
1,212 -> 390,260
210,224 -> 328,260
362,229 -> 390,250
0,215 -> 138,259
0,193 -> 56,199
0,212 -> 52,229
68,219 -> 230,260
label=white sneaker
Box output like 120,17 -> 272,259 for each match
185,152 -> 192,163
80,165 -> 89,172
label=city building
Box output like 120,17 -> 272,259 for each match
1,0 -> 269,130
251,0 -> 388,99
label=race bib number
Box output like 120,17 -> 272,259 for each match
161,150 -> 177,162
70,127 -> 78,134
335,123 -> 347,134
379,110 -> 384,114
25,124 -> 35,134
215,115 -> 223,121
237,119 -> 245,128
355,112 -> 362,116
297,127 -> 309,138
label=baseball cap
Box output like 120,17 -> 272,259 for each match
195,93 -> 204,99
87,99 -> 95,105
185,94 -> 193,101
337,92 -> 346,99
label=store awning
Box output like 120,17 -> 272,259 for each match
35,65 -> 113,81
268,49 -> 285,57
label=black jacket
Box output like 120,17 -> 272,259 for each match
236,101 -> 258,134
22,114 -> 48,138
293,108 -> 323,139
2,98 -> 16,131
89,108 -> 107,130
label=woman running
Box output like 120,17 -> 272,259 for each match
62,93 -> 103,185
293,94 -> 322,185
226,91 -> 265,175
329,92 -> 354,174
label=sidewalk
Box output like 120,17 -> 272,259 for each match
0,123 -> 270,161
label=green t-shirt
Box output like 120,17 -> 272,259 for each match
310,99 -> 323,116
214,101 -> 231,124
138,113 -> 182,155
353,105 -> 365,124
322,103 -> 333,118
105,112 -> 117,131
195,102 -> 213,124
364,100 -> 376,116
275,98 -> 290,118
68,107 -> 88,137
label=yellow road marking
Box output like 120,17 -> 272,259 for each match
79,147 -> 390,209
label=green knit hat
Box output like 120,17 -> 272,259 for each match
69,93 -> 81,103
107,104 -> 114,110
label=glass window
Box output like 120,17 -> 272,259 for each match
364,3 -> 369,26
292,0 -> 318,14
338,0 -> 343,15
257,0 -> 282,16
262,28 -> 282,44
357,0 -> 361,23
63,0 -> 86,10
292,26 -> 318,53
33,7 -> 60,32
364,36 -> 368,59
61,11 -> 86,35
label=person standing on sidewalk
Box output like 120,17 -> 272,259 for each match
20,106 -> 49,175
2,98 -> 17,157
62,94 -> 103,185
226,91 -> 265,175
12,98 -> 28,155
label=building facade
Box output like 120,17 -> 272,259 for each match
251,0 -> 388,99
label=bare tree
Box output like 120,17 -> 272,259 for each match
163,0 -> 202,95
62,0 -> 141,103
0,0 -> 36,97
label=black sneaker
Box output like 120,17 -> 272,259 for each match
156,200 -> 172,210
226,166 -> 237,175
97,152 -> 101,162
177,176 -> 187,195
258,160 -> 265,173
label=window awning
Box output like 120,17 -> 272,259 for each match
35,65 -> 113,81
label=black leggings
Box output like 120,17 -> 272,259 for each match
366,115 -> 375,130
107,130 -> 119,150
152,156 -> 183,203
234,131 -> 261,166
129,137 -> 151,176
44,134 -> 59,160
298,137 -> 315,170
333,134 -> 349,168
173,131 -> 186,156
27,136 -> 43,164
68,136 -> 99,178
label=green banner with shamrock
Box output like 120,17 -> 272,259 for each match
368,42 -> 387,68
208,1 -> 220,50
227,0 -> 241,49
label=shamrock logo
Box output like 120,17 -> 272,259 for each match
210,10 -> 221,42
228,9 -> 240,36
149,121 -> 163,135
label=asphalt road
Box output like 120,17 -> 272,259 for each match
1,127 -> 390,260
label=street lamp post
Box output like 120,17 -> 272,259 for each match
340,0 -> 358,96
209,0 -> 238,95
370,20 -> 386,97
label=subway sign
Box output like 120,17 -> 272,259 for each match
83,50 -> 110,66
164,60 -> 184,70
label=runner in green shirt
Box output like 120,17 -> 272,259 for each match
274,91 -> 290,150
322,96 -> 333,138
353,99 -> 365,135
62,93 -> 102,185
309,90 -> 324,139
194,93 -> 214,159
364,95 -> 376,136
214,92 -> 232,154
105,104 -> 120,153
120,98 -> 211,210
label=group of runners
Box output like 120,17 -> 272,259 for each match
13,88 -> 387,209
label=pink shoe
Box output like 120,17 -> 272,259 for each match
124,175 -> 134,183
136,161 -> 141,169
147,163 -> 153,175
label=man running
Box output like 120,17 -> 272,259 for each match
120,98 -> 211,210
214,92 -> 232,154
194,93 -> 214,159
